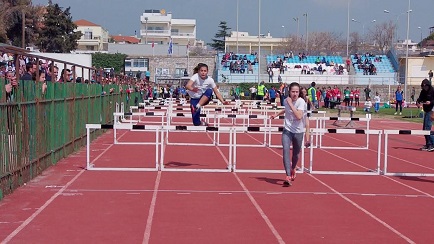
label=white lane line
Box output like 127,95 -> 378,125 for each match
243,124 -> 415,243
309,175 -> 415,244
2,131 -> 127,244
211,128 -> 285,244
142,168 -> 162,244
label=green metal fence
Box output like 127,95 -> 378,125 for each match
0,80 -> 140,199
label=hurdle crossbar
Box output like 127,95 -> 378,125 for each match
85,124 -> 160,172
383,130 -> 434,177
309,128 -> 382,175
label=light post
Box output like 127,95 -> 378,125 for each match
258,0 -> 261,84
418,26 -> 422,49
303,13 -> 308,52
351,19 -> 376,44
384,9 -> 411,49
281,25 -> 286,37
236,0 -> 239,53
145,17 -> 148,44
346,0 -> 350,57
404,0 -> 411,102
293,17 -> 300,41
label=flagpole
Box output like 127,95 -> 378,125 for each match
187,37 -> 190,75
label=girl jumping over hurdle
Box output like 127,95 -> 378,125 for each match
270,82 -> 307,186
185,63 -> 229,126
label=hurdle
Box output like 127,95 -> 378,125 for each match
383,130 -> 434,177
267,110 -> 327,148
215,114 -> 269,147
85,124 -> 160,171
231,126 -> 305,174
113,112 -> 167,142
165,113 -> 217,146
313,116 -> 371,149
333,105 -> 357,127
309,128 -> 382,175
158,125 -> 233,173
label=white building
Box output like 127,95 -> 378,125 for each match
139,9 -> 196,46
74,19 -> 109,52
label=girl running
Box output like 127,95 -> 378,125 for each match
270,82 -> 306,186
185,63 -> 229,126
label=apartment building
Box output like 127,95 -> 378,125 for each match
74,19 -> 109,52
139,9 -> 196,46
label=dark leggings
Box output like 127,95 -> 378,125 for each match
395,100 -> 402,112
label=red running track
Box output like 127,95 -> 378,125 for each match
0,117 -> 433,243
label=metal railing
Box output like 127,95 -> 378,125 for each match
0,81 -> 141,199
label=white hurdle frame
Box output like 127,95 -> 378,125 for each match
314,116 -> 371,150
215,114 -> 269,147
165,113 -> 217,146
159,125 -> 233,173
383,130 -> 434,177
86,124 -> 160,171
309,128 -> 382,175
231,126 -> 305,174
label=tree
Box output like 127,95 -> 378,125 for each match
91,53 -> 127,73
36,1 -> 82,53
349,32 -> 362,54
368,21 -> 395,53
308,31 -> 343,55
209,21 -> 231,52
0,0 -> 43,47
276,34 -> 304,54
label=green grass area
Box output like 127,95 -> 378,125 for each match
318,106 -> 424,124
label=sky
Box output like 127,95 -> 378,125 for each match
33,0 -> 433,44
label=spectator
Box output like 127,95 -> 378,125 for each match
364,98 -> 372,113
20,62 -> 34,81
428,70 -> 433,83
416,79 -> 434,151
394,85 -> 403,115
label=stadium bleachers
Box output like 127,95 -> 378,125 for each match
351,55 -> 396,74
266,55 -> 344,65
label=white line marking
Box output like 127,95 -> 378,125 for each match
218,193 -> 232,195
323,136 -> 434,198
1,131 -> 127,244
308,175 -> 415,244
212,132 -> 285,244
244,120 -> 416,243
126,193 -> 141,195
142,170 -> 162,244
176,192 -> 191,195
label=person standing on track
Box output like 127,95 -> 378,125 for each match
270,82 -> 306,186
185,63 -> 229,126
416,79 -> 434,152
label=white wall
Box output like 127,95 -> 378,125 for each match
30,52 -> 93,81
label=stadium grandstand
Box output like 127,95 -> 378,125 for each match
216,51 -> 398,85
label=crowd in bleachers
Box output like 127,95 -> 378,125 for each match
267,53 -> 347,76
351,53 -> 395,75
220,52 -> 258,74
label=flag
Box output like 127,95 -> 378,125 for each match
168,38 -> 173,55
151,39 -> 154,48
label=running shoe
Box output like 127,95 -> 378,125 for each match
283,180 -> 291,186
290,169 -> 297,181
421,145 -> 429,151
427,146 -> 434,152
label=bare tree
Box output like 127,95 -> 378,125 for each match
307,31 -> 343,55
276,34 -> 304,54
349,32 -> 362,54
189,46 -> 208,56
368,21 -> 395,53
